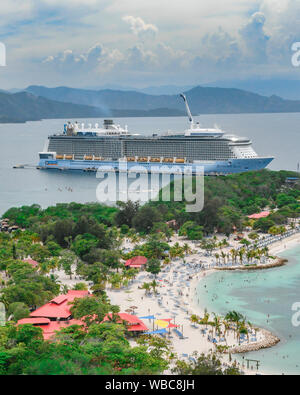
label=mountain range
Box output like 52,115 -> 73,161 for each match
26,85 -> 300,115
2,85 -> 300,123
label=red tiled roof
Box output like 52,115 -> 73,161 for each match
125,256 -> 147,267
103,313 -> 148,332
30,290 -> 89,319
23,258 -> 39,268
18,317 -> 50,325
17,317 -> 85,340
248,211 -> 270,220
51,295 -> 68,305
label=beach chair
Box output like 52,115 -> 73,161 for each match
173,328 -> 185,339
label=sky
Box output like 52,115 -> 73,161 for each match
1,0 -> 300,89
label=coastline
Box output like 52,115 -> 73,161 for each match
215,258 -> 287,271
187,232 -> 300,373
104,232 -> 300,375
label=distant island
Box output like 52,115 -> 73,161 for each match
2,85 -> 300,123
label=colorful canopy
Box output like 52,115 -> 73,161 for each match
155,320 -> 169,328
146,329 -> 167,335
167,323 -> 179,328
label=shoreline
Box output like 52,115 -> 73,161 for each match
106,232 -> 300,375
215,258 -> 287,271
227,328 -> 280,354
187,234 -> 300,374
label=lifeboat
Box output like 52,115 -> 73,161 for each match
138,157 -> 148,162
127,157 -> 136,162
94,157 -> 102,161
162,158 -> 174,163
56,155 -> 64,160
84,155 -> 93,160
175,158 -> 185,163
65,155 -> 73,160
150,158 -> 161,162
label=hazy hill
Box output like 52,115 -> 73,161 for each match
205,79 -> 300,100
0,91 -> 185,123
26,85 -> 300,115
0,91 -> 106,123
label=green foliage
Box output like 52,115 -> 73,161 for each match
0,320 -> 170,375
253,218 -> 276,233
7,302 -> 30,321
172,352 -> 241,375
132,206 -> 162,233
115,201 -> 140,228
147,169 -> 299,235
0,260 -> 60,310
146,258 -> 161,276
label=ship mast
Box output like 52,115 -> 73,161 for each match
180,93 -> 194,128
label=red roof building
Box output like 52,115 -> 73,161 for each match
23,258 -> 39,268
17,317 -> 84,340
30,290 -> 89,320
125,256 -> 147,269
248,211 -> 270,220
103,313 -> 148,332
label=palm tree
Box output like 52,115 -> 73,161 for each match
150,280 -> 158,295
183,243 -> 192,255
213,313 -> 222,337
221,251 -> 227,266
200,310 -> 210,329
230,249 -> 237,266
190,314 -> 200,328
238,248 -> 245,266
163,257 -> 171,266
141,282 -> 151,295
222,320 -> 230,343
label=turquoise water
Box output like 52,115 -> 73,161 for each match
196,245 -> 300,375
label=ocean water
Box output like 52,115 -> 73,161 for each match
0,112 -> 299,215
195,245 -> 300,375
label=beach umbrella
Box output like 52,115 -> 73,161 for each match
168,323 -> 179,328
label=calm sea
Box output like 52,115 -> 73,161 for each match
0,112 -> 299,215
196,245 -> 300,375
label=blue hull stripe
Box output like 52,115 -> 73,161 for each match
38,157 -> 274,175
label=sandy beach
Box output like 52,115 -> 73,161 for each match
268,233 -> 300,256
109,230 -> 300,374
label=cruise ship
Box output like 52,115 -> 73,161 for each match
38,95 -> 274,175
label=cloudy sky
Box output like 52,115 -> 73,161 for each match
0,0 -> 300,89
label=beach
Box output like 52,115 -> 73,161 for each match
108,230 -> 300,374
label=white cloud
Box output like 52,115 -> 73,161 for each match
122,15 -> 158,40
1,0 -> 300,88
239,12 -> 269,61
